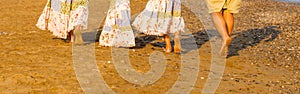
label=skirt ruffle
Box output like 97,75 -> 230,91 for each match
36,0 -> 88,39
132,0 -> 185,36
99,0 -> 135,47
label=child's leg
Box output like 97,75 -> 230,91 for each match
174,31 -> 181,54
164,34 -> 172,53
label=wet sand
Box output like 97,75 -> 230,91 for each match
0,0 -> 299,93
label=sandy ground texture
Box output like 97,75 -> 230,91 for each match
0,0 -> 299,93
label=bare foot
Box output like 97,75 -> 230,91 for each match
219,37 -> 231,57
163,47 -> 172,53
174,45 -> 181,54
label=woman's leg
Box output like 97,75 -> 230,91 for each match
68,30 -> 74,43
211,12 -> 231,56
174,31 -> 181,54
74,26 -> 84,44
164,34 -> 172,53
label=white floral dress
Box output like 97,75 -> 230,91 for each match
36,0 -> 89,39
132,0 -> 185,36
99,0 -> 135,47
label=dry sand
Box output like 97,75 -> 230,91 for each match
0,0 -> 299,93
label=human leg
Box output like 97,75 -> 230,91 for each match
74,26 -> 84,44
174,31 -> 181,54
223,12 -> 234,35
164,34 -> 172,53
211,12 -> 231,56
68,30 -> 74,43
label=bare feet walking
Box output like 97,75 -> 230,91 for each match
206,0 -> 241,57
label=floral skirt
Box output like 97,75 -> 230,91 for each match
36,0 -> 89,39
132,0 -> 185,36
99,0 -> 135,47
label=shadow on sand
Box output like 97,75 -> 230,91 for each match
73,26 -> 280,58
228,26 -> 281,57
147,26 -> 280,57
